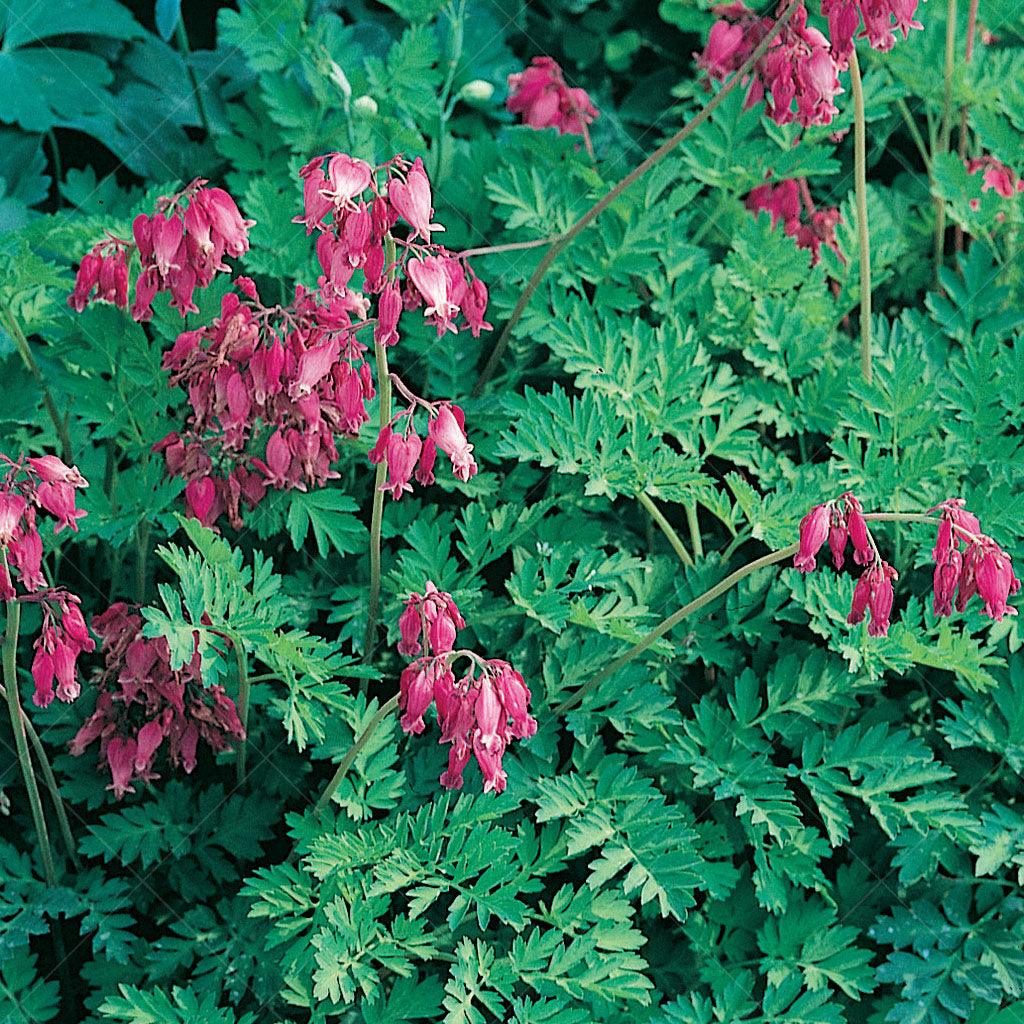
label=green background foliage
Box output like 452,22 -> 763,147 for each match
2,0 -> 1024,1022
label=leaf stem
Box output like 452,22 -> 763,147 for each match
312,695 -> 400,816
235,643 -> 251,787
637,492 -> 693,567
686,503 -> 704,559
472,1 -> 800,396
456,236 -> 561,260
849,49 -> 873,384
1,307 -> 73,465
3,601 -> 59,887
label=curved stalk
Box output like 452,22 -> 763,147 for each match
472,1 -> 800,396
637,493 -> 693,567
849,49 -> 873,384
3,602 -> 59,887
312,694 -> 400,815
175,20 -> 211,135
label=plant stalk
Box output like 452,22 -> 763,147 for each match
313,695 -> 400,815
934,0 -> 959,280
637,492 -> 694,567
3,601 -> 59,887
362,334 -> 392,662
686,503 -> 704,559
850,49 -> 873,384
472,1 -> 800,396
955,0 -> 979,254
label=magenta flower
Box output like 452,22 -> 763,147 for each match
428,404 -> 478,483
847,559 -> 899,637
70,602 -> 246,797
407,256 -> 459,336
507,57 -> 599,138
794,503 -> 830,572
388,157 -> 443,242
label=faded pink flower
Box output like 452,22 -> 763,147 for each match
507,57 -> 599,137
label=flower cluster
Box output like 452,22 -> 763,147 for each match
967,155 -> 1024,204
70,602 -> 245,799
699,0 -> 926,128
296,154 -> 491,337
395,582 -> 536,794
155,281 -> 374,528
795,492 -> 1019,636
0,454 -> 93,707
930,499 -> 1019,621
69,179 -> 252,320
822,0 -> 924,65
506,57 -> 599,139
698,3 -> 842,128
747,178 -> 842,264
370,388 -> 478,501
142,153 -> 488,528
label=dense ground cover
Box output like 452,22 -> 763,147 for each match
1,0 -> 1023,1021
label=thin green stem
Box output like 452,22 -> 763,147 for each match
472,1 -> 800,397
934,0 -> 958,281
134,521 -> 150,605
234,644 -> 251,787
313,695 -> 400,815
686,503 -> 704,560
3,601 -> 58,887
895,98 -> 930,167
45,130 -> 63,205
175,20 -> 211,135
637,493 -> 693,567
850,49 -> 873,384
554,510 -> 941,715
362,322 -> 393,663
955,0 -> 979,255
457,236 -> 560,260
555,544 -> 799,715
0,682 -> 79,868
1,307 -> 73,464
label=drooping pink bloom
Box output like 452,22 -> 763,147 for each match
382,430 -> 423,500
975,543 -> 1020,621
747,178 -> 843,266
794,503 -> 830,572
967,156 -> 1024,198
71,602 -> 246,797
847,560 -> 899,636
507,57 -> 599,137
388,158 -> 443,242
821,0 -> 924,63
322,154 -> 373,207
407,256 -> 459,335
428,404 -> 477,483
375,283 -> 403,348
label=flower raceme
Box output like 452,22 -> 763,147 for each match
395,583 -> 536,794
87,151 -> 490,528
0,453 -> 93,707
794,492 -> 1019,635
506,57 -> 599,138
69,602 -> 245,799
747,178 -> 843,265
698,3 -> 842,129
69,179 -> 253,319
698,0 -> 925,128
